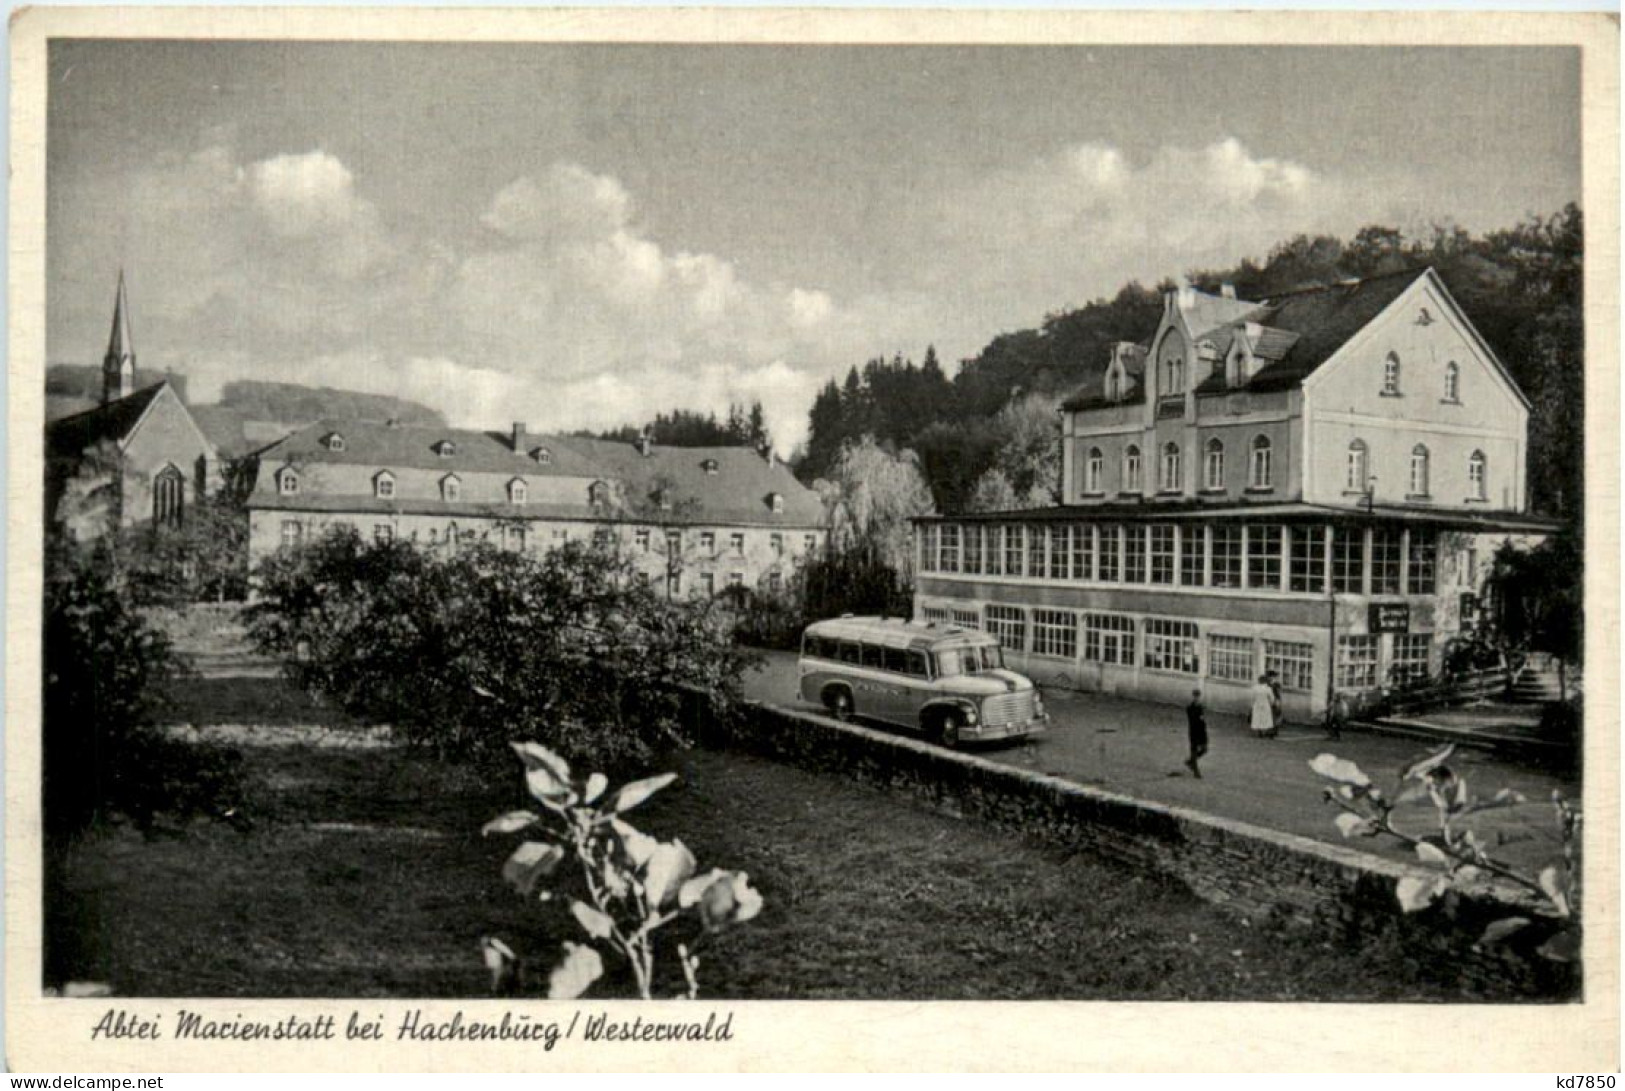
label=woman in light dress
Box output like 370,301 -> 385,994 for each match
1250,671 -> 1280,739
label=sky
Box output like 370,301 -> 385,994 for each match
47,42 -> 1580,452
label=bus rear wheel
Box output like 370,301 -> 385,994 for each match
824,687 -> 854,722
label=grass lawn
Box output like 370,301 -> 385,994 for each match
50,716 -> 1534,1001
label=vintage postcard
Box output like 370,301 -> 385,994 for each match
7,6 -> 1619,1073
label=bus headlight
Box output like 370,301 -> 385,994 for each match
1033,691 -> 1047,719
960,702 -> 979,725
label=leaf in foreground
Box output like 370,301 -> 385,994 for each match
502,841 -> 566,896
1396,875 -> 1448,913
1308,754 -> 1370,787
548,942 -> 604,1000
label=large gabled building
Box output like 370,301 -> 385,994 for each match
913,268 -> 1559,721
246,421 -> 827,596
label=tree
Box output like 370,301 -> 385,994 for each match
819,436 -> 936,582
1483,531 -> 1582,664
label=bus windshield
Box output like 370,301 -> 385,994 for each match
934,644 -> 1003,677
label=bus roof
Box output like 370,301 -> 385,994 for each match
802,615 -> 995,651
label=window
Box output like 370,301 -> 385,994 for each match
551,528 -> 569,545
1160,442 -> 1182,492
1249,435 -> 1273,490
728,572 -> 744,589
324,432 -> 345,452
1211,524 -> 1242,588
1204,439 -> 1224,491
1105,371 -> 1121,401
1164,353 -> 1184,395
505,525 -> 526,552
635,528 -> 651,552
985,525 -> 1004,576
804,534 -> 817,554
730,532 -> 746,557
436,440 -> 457,457
532,446 -> 552,465
1208,634 -> 1255,683
1289,526 -> 1326,594
770,493 -> 785,514
279,520 -> 303,549
589,481 -> 611,506
374,524 -> 394,545
1382,352 -> 1401,395
1332,527 -> 1365,593
1005,525 -> 1025,576
771,533 -> 784,557
666,529 -> 682,556
278,468 -> 299,496
1083,613 -> 1136,665
702,458 -> 719,475
593,527 -> 614,550
1264,641 -> 1315,692
1143,618 -> 1199,673
964,526 -> 983,575
1371,529 -> 1402,594
985,605 -> 1027,652
1071,524 -> 1093,581
837,640 -> 861,664
1097,525 -> 1120,582
1336,636 -> 1380,690
509,478 -> 527,504
1407,530 -> 1437,594
1346,440 -> 1369,493
1123,446 -> 1142,492
1468,451 -> 1487,500
1085,448 -> 1104,493
699,530 -> 717,554
1049,526 -> 1071,580
1408,445 -> 1430,497
153,465 -> 185,528
941,524 -> 961,574
1123,525 -> 1147,583
1150,524 -> 1176,584
667,571 -> 682,597
951,608 -> 981,629
440,475 -> 461,502
1444,361 -> 1460,402
1180,525 -> 1205,586
1027,524 -> 1047,579
882,646 -> 908,673
1032,609 -> 1078,659
699,572 -> 715,597
921,605 -> 950,624
1245,524 -> 1283,590
919,525 -> 938,572
1392,634 -> 1432,684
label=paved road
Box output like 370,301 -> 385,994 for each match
746,650 -> 1579,877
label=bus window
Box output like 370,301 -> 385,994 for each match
862,644 -> 885,669
980,645 -> 1004,671
839,641 -> 861,664
935,649 -> 964,677
883,647 -> 908,673
906,650 -> 930,677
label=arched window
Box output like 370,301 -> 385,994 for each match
277,467 -> 299,496
1160,442 -> 1182,492
1164,355 -> 1185,395
1204,439 -> 1225,491
1105,370 -> 1120,401
374,471 -> 395,499
1249,435 -> 1273,490
1085,447 -> 1104,493
1123,445 -> 1143,492
1468,450 -> 1487,500
1346,440 -> 1369,493
508,478 -> 527,504
1382,353 -> 1402,395
441,474 -> 461,502
1409,445 -> 1431,497
1444,361 -> 1460,402
153,465 -> 185,528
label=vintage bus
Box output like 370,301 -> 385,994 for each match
797,615 -> 1048,747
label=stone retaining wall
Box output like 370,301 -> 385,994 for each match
701,696 -> 1575,998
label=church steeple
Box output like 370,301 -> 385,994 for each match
103,270 -> 135,404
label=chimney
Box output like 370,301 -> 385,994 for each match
758,441 -> 775,464
512,421 -> 527,452
1220,283 -> 1236,300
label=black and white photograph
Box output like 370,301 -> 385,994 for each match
9,7 -> 1618,1073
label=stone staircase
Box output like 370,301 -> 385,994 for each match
1509,654 -> 1578,704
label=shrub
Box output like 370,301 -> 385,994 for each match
247,531 -> 758,771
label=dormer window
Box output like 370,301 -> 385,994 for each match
589,481 -> 610,507
531,446 -> 551,465
373,470 -> 395,499
769,492 -> 785,514
508,477 -> 527,505
652,486 -> 671,511
441,473 -> 461,502
435,440 -> 457,458
1104,368 -> 1121,401
323,432 -> 346,452
277,467 -> 299,496
702,458 -> 720,475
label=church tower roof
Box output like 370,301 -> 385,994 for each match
103,270 -> 136,404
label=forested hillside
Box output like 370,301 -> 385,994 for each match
797,207 -> 1583,522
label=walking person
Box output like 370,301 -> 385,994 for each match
1185,687 -> 1209,778
1250,672 -> 1278,739
1268,671 -> 1284,735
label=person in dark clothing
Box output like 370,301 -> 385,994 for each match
1185,688 -> 1209,778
